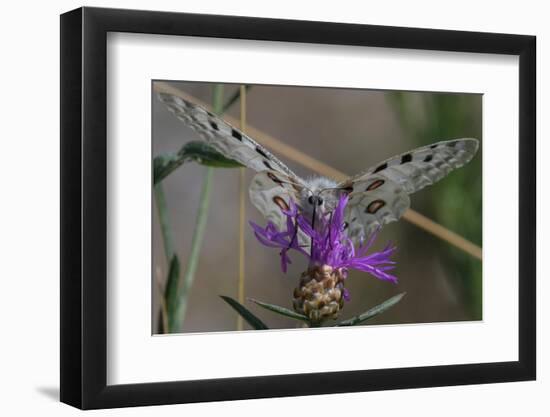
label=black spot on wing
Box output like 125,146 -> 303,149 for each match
231,128 -> 243,141
267,172 -> 284,186
256,147 -> 269,159
171,96 -> 189,108
373,162 -> 387,174
401,154 -> 412,164
430,144 -> 438,149
209,121 -> 218,131
424,154 -> 433,162
340,185 -> 354,193
263,160 -> 273,170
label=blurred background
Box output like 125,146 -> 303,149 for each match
152,81 -> 482,334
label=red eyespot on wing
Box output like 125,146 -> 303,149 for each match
366,179 -> 385,191
272,196 -> 289,212
366,200 -> 386,214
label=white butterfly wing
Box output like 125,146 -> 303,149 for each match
344,177 -> 411,240
249,170 -> 309,247
346,139 -> 479,193
159,93 -> 310,234
158,93 -> 298,178
341,138 -> 479,239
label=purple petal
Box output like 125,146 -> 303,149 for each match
279,248 -> 292,273
342,287 -> 351,301
250,196 -> 398,283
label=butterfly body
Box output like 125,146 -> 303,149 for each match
158,92 -> 479,242
297,176 -> 340,221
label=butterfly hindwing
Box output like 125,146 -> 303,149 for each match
249,170 -> 302,229
158,92 -> 298,178
249,170 -> 311,249
344,176 -> 410,240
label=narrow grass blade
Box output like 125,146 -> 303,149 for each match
220,296 -> 269,330
248,298 -> 310,323
169,166 -> 214,332
153,182 -> 175,262
164,255 -> 180,321
222,85 -> 252,113
336,292 -> 406,327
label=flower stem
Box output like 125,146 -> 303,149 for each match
168,84 -> 224,332
154,183 -> 175,263
170,166 -> 214,332
154,182 -> 175,334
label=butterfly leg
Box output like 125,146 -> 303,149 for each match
327,211 -> 334,250
288,216 -> 299,249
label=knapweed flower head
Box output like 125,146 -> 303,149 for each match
250,195 -> 397,323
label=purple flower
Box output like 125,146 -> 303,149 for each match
249,195 -> 397,283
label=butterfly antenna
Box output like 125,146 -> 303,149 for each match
276,176 -> 311,195
320,187 -> 346,195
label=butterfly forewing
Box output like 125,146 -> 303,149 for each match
341,138 -> 479,240
158,92 -> 299,179
344,139 -> 479,194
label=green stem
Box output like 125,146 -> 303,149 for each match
170,167 -> 214,331
168,84 -> 224,332
212,84 -> 225,114
222,85 -> 252,113
154,182 -> 175,263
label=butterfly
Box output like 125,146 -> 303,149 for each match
158,92 -> 479,243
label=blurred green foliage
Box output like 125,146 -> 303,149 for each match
388,92 -> 482,319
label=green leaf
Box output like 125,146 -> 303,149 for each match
248,298 -> 310,323
153,153 -> 181,184
336,292 -> 406,327
154,141 -> 243,184
220,296 -> 269,330
164,255 -> 181,320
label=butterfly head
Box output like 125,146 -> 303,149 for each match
300,176 -> 342,223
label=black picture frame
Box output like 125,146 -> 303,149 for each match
60,6 -> 536,410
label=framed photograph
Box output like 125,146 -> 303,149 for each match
60,6 -> 536,409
